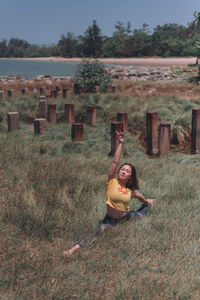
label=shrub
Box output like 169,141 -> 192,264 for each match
73,58 -> 111,93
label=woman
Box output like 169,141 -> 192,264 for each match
63,130 -> 154,256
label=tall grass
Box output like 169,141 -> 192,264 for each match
0,87 -> 199,299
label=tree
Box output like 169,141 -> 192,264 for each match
58,32 -> 77,57
194,11 -> 200,64
130,24 -> 152,57
82,20 -> 103,57
0,39 -> 8,57
103,21 -> 132,57
7,38 -> 29,57
194,11 -> 200,24
151,23 -> 187,56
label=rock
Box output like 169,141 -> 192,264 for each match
45,79 -> 53,86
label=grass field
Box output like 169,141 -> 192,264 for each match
0,82 -> 200,299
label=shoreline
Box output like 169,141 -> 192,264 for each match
0,56 -> 197,66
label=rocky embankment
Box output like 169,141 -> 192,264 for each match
0,75 -> 72,94
0,65 -> 198,92
107,65 -> 199,81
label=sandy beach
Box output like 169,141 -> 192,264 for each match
0,56 -> 197,66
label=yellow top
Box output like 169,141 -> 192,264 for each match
106,178 -> 135,212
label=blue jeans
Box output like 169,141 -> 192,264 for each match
77,204 -> 148,247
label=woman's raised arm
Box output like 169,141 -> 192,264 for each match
107,130 -> 124,182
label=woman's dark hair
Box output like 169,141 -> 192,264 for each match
118,163 -> 139,190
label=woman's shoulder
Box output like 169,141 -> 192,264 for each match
107,177 -> 117,185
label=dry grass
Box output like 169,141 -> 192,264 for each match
0,83 -> 199,299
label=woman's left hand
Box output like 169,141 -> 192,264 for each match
116,130 -> 124,143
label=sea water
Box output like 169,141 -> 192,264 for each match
0,59 -> 79,79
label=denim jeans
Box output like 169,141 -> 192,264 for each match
77,204 -> 148,247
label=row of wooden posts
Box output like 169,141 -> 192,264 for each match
0,85 -> 117,99
5,98 -> 200,155
0,87 -> 72,99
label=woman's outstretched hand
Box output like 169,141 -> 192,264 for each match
116,130 -> 124,143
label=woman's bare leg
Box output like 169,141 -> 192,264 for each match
63,222 -> 111,257
63,244 -> 81,256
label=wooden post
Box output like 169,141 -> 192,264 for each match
50,90 -> 57,98
117,112 -> 128,131
34,118 -> 46,134
159,123 -> 171,155
21,88 -> 28,94
40,87 -> 45,95
62,88 -> 70,99
39,100 -> 47,118
7,112 -> 19,132
48,104 -> 56,124
111,121 -> 124,156
191,109 -> 200,154
146,112 -> 159,155
0,90 -> 4,100
39,95 -> 47,101
87,106 -> 97,126
56,85 -> 61,93
64,104 -> 74,124
111,85 -> 117,93
71,123 -> 84,141
8,89 -> 14,97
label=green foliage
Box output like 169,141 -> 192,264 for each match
57,32 -> 78,57
1,14 -> 200,58
73,58 -> 111,93
194,10 -> 200,24
81,20 -> 103,57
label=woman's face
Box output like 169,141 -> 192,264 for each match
118,164 -> 132,184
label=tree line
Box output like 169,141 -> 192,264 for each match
0,16 -> 200,59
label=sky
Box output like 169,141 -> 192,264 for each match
0,0 -> 199,45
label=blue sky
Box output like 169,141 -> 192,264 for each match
0,0 -> 199,45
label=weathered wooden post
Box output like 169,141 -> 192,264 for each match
71,123 -> 84,141
7,112 -> 19,132
39,100 -> 47,118
117,112 -> 128,131
50,90 -> 57,98
47,104 -> 56,124
191,109 -> 200,154
40,87 -> 45,95
62,88 -> 70,99
73,83 -> 80,94
159,123 -> 171,155
111,85 -> 117,93
8,89 -> 14,97
87,106 -> 97,126
111,121 -> 124,156
146,112 -> 159,155
55,85 -> 61,94
39,95 -> 47,101
0,90 -> 4,100
34,118 -> 46,134
64,103 -> 74,124
21,88 -> 28,94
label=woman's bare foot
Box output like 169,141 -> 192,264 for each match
63,244 -> 80,257
146,198 -> 154,206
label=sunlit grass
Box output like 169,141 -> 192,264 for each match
0,86 -> 199,299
